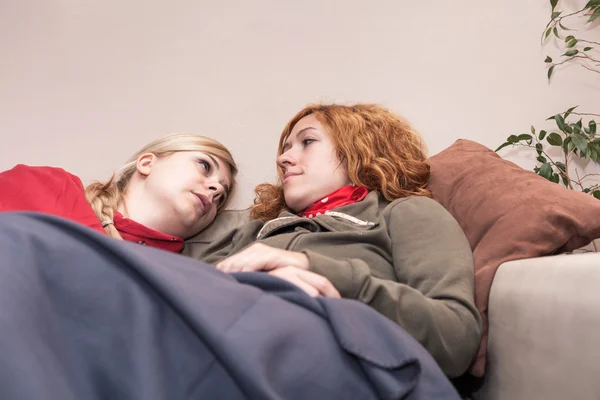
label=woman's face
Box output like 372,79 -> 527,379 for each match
277,114 -> 351,213
139,151 -> 232,237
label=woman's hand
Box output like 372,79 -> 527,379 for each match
216,243 -> 309,273
268,266 -> 340,298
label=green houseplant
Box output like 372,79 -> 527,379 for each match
496,0 -> 600,198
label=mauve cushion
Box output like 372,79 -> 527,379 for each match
427,139 -> 600,377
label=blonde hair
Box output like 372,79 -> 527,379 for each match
251,103 -> 431,221
85,133 -> 238,239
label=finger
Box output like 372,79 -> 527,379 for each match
216,257 -> 242,273
218,252 -> 255,273
221,245 -> 268,273
216,259 -> 233,272
215,261 -> 226,271
296,270 -> 341,299
269,269 -> 320,297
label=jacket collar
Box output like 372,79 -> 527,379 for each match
256,192 -> 385,240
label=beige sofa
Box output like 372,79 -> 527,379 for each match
472,248 -> 600,400
184,210 -> 600,400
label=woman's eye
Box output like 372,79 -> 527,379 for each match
198,160 -> 211,172
302,139 -> 315,146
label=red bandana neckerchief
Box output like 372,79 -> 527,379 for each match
298,185 -> 369,218
113,211 -> 185,253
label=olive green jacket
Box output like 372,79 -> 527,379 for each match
199,192 -> 482,377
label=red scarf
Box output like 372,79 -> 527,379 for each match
299,185 -> 369,218
113,211 -> 185,253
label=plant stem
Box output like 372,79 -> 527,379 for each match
563,145 -> 575,189
581,52 -> 600,64
580,173 -> 600,180
553,54 -> 600,66
542,9 -> 589,43
579,39 -> 600,46
582,64 -> 600,74
517,138 -> 573,188
589,184 -> 600,192
575,169 -> 585,190
571,112 -> 600,117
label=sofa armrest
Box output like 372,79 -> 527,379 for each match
473,253 -> 600,400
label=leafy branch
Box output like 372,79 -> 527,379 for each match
495,0 -> 600,200
543,0 -> 600,79
496,107 -> 600,199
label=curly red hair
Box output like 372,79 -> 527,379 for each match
251,103 -> 431,221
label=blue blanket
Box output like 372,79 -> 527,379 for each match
0,212 -> 459,400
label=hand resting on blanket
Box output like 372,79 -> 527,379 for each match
216,243 -> 339,298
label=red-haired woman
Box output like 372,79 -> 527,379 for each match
198,104 -> 481,378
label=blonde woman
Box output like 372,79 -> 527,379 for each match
0,133 -> 237,252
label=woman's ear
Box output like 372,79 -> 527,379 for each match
135,153 -> 158,177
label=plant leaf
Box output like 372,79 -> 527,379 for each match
562,135 -> 571,150
589,8 -> 600,23
565,35 -> 575,42
553,27 -> 560,38
537,155 -> 547,163
536,143 -> 544,155
544,56 -> 553,63
518,134 -> 533,141
550,0 -> 558,10
585,0 -> 600,8
551,11 -> 561,19
531,125 -> 536,134
548,65 -> 555,80
545,27 -> 553,39
547,132 -> 563,146
594,191 -> 600,200
564,105 -> 578,119
555,161 -> 567,173
539,163 -> 554,180
592,146 -> 600,163
589,145 -> 600,163
559,21 -> 572,31
495,142 -> 512,152
590,120 -> 597,136
563,49 -> 579,57
507,135 -> 519,143
584,47 -> 593,51
571,133 -> 589,153
555,114 -> 566,131
566,38 -> 578,48
539,130 -> 547,140
575,119 -> 583,132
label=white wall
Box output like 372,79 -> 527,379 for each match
1,0 -> 598,208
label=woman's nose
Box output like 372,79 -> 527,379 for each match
205,180 -> 223,201
277,151 -> 296,168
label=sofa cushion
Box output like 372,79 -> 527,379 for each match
427,139 -> 600,377
473,253 -> 600,400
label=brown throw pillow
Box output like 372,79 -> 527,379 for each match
427,139 -> 600,377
